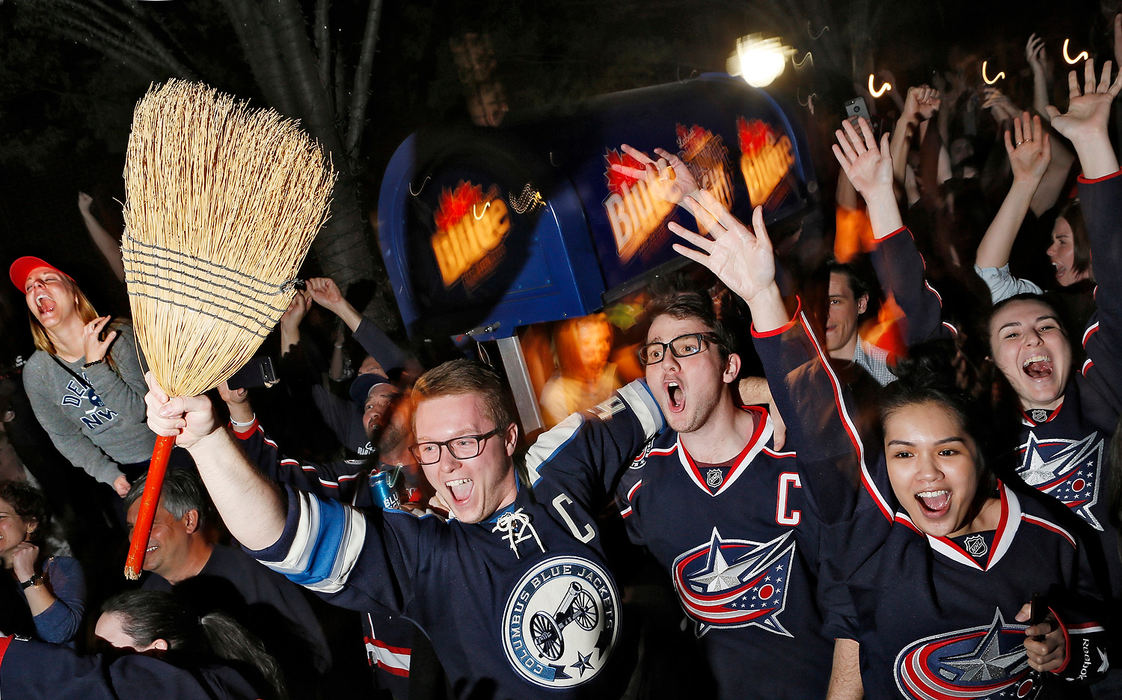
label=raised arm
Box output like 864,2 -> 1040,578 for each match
145,373 -> 285,551
1063,61 -> 1122,419
308,276 -> 412,374
835,117 -> 948,347
278,289 -> 311,357
78,193 -> 124,283
1026,34 -> 1053,121
833,118 -> 903,238
975,112 -> 1051,270
1048,59 -> 1122,179
890,86 -> 940,190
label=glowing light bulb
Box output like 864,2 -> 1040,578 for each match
728,35 -> 794,88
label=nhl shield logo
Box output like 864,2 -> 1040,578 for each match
895,609 -> 1039,699
706,468 -> 723,489
672,528 -> 797,637
963,534 -> 988,558
502,556 -> 620,689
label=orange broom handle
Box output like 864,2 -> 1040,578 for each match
123,434 -> 176,580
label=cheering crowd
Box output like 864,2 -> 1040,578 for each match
3,30 -> 1122,700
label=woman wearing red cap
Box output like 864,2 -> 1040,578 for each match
9,256 -> 154,498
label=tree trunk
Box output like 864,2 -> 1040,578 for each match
267,0 -> 375,290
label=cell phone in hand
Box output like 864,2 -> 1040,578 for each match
1030,592 -> 1047,641
227,356 -> 277,390
843,97 -> 879,137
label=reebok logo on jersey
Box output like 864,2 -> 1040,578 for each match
1017,432 -> 1104,530
672,528 -> 796,637
894,609 -> 1039,699
502,556 -> 619,689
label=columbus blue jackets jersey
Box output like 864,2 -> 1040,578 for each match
1003,170 -> 1122,602
754,309 -> 1108,698
612,407 -> 836,699
239,381 -> 664,699
233,421 -> 418,696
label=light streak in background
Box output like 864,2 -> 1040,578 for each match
868,74 -> 892,98
728,35 -> 794,88
1063,39 -> 1089,65
982,60 -> 1005,85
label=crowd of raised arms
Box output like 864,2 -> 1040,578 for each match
4,30 -> 1122,700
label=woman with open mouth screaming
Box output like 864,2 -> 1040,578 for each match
10,256 -> 155,502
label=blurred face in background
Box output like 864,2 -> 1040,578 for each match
1045,217 -> 1088,287
825,272 -> 867,356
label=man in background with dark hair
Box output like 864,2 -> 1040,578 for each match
824,261 -> 896,386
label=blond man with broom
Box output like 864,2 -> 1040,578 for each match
146,359 -> 664,699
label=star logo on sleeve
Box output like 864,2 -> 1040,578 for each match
1017,432 -> 1103,530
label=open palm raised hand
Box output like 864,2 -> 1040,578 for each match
670,191 -> 774,303
1047,59 -> 1122,144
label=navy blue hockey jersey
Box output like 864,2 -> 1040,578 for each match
1003,171 -> 1122,601
612,406 -> 836,699
240,381 -> 664,699
754,309 -> 1109,698
0,636 -> 263,699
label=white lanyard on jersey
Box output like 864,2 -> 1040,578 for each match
492,508 -> 545,559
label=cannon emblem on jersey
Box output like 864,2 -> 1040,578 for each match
529,581 -> 599,660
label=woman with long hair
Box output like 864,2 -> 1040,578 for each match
10,256 -> 154,497
0,479 -> 85,644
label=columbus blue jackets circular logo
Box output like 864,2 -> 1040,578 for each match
502,556 -> 619,689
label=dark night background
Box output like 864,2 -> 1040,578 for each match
0,0 -> 1109,366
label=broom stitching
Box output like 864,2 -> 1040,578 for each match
122,235 -> 297,294
122,251 -> 290,319
125,288 -> 278,337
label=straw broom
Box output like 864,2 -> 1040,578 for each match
120,80 -> 336,579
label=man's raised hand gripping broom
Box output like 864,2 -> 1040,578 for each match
121,80 -> 336,579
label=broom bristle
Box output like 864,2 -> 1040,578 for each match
121,80 -> 336,397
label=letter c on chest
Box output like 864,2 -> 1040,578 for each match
776,472 -> 802,526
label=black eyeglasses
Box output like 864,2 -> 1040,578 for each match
638,332 -> 720,365
410,428 -> 501,465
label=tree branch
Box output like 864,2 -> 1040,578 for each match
219,0 -> 299,115
344,0 -> 382,156
315,0 -> 332,99
334,48 -> 346,119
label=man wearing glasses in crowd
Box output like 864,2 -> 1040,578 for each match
609,290 -> 844,698
143,358 -> 663,699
